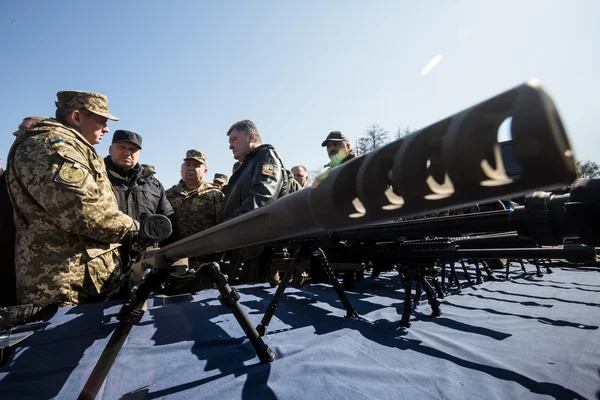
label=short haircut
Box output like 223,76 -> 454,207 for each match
55,107 -> 93,124
227,119 -> 263,144
291,165 -> 307,173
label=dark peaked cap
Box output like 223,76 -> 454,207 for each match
321,131 -> 349,147
112,130 -> 143,149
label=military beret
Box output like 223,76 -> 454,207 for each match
55,90 -> 118,121
321,131 -> 349,147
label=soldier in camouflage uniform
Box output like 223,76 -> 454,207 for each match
166,150 -> 224,269
5,91 -> 137,307
212,173 -> 228,190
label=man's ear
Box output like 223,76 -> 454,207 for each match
71,110 -> 82,128
248,132 -> 255,143
345,142 -> 351,151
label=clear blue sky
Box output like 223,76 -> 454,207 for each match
1,0 -> 598,187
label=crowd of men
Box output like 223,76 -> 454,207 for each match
0,90 -> 359,309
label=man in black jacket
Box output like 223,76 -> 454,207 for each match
105,130 -> 174,220
220,120 -> 289,283
104,130 -> 176,269
221,120 -> 289,220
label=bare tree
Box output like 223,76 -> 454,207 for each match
354,138 -> 369,157
395,126 -> 414,140
356,124 -> 389,155
577,160 -> 600,179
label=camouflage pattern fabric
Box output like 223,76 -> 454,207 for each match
184,149 -> 207,164
213,173 -> 228,184
286,170 -> 302,193
5,119 -> 135,307
166,181 -> 224,269
55,90 -> 119,121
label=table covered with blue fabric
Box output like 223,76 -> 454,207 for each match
0,265 -> 598,400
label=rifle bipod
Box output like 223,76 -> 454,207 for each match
398,264 -> 442,328
78,262 -> 274,400
256,245 -> 359,337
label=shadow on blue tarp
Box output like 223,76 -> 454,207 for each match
0,265 -> 598,400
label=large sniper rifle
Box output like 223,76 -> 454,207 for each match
78,81 -> 579,399
253,180 -> 599,329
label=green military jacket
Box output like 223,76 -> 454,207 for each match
166,181 -> 224,269
166,180 -> 224,238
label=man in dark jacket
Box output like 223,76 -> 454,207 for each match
220,120 -> 289,283
221,120 -> 289,221
104,130 -> 176,269
105,130 -> 174,221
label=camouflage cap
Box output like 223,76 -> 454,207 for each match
213,173 -> 228,184
55,90 -> 119,121
321,131 -> 348,147
184,149 -> 207,164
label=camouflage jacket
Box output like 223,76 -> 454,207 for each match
5,119 -> 136,307
165,180 -> 224,238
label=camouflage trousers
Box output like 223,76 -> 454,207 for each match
16,247 -> 124,308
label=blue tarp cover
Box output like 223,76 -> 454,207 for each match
0,265 -> 598,400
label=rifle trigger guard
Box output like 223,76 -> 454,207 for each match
218,288 -> 241,308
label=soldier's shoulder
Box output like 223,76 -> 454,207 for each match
255,145 -> 280,161
166,182 -> 184,195
199,183 -> 224,197
17,121 -> 84,152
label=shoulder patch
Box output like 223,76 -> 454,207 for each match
261,163 -> 276,176
55,161 -> 87,187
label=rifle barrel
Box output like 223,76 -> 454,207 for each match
157,81 -> 577,261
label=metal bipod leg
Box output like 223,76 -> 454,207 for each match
460,260 -> 472,284
440,263 -> 447,288
313,248 -> 358,319
206,263 -> 274,364
535,260 -> 544,277
481,260 -> 496,281
400,269 -> 413,328
519,259 -> 527,274
256,246 -> 358,337
474,261 -> 483,284
448,263 -> 462,290
419,276 -> 442,317
413,280 -> 423,312
431,272 -> 445,299
544,259 -> 553,274
256,246 -> 308,336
